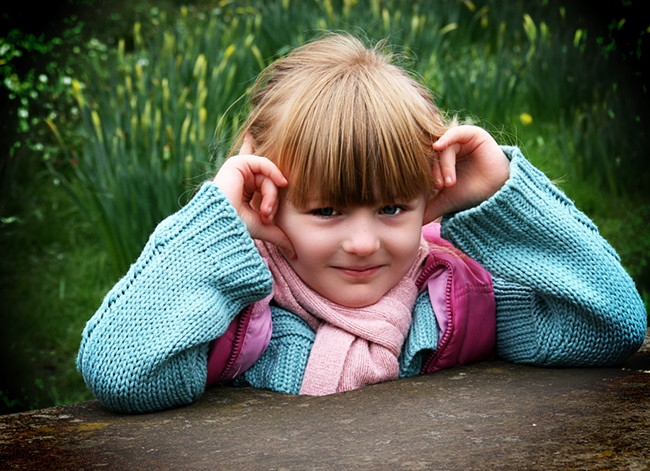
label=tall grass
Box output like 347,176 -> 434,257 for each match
518,5 -> 648,196
44,0 -> 648,286
48,7 -> 271,274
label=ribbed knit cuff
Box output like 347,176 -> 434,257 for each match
150,181 -> 273,308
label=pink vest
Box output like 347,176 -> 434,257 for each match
206,222 -> 496,386
416,222 -> 496,373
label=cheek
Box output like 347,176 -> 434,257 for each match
276,218 -> 330,264
390,223 -> 424,264
399,236 -> 422,263
281,223 -> 316,252
293,234 -> 336,267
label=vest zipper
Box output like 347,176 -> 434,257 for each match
420,258 -> 455,374
416,256 -> 442,291
215,305 -> 253,383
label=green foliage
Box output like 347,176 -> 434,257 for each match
0,19 -> 88,207
0,172 -> 111,414
49,7 -> 270,274
515,5 -> 648,196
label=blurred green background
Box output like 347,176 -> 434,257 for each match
1,0 -> 648,415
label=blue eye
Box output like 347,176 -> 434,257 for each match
379,205 -> 403,215
312,207 -> 337,217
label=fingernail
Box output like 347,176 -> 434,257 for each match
445,176 -> 453,185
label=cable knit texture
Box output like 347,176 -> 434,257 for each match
77,183 -> 273,413
77,148 -> 647,413
234,306 -> 315,394
441,146 -> 647,366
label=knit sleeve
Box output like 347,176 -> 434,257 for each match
77,182 -> 273,413
440,146 -> 647,366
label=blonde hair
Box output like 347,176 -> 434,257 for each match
231,32 -> 454,207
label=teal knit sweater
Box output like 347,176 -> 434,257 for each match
77,148 -> 647,413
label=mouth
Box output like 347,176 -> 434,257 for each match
334,265 -> 383,279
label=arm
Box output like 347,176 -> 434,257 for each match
77,182 -> 273,413
437,144 -> 647,366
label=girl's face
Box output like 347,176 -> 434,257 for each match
274,196 -> 427,308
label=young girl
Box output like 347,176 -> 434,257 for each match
77,33 -> 647,414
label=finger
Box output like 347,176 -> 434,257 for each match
240,132 -> 255,155
249,192 -> 262,215
252,218 -> 296,258
432,125 -> 472,151
257,175 -> 280,223
431,151 -> 444,189
240,204 -> 292,254
437,145 -> 458,187
423,190 -> 454,225
266,227 -> 296,259
244,156 -> 288,189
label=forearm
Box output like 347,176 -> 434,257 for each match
77,182 -> 273,413
440,147 -> 647,366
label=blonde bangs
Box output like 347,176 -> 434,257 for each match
235,33 -> 453,208
274,64 -> 442,208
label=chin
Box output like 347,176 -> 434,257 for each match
332,293 -> 383,308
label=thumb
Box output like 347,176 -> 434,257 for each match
254,222 -> 295,259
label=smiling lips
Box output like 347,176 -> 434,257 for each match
334,265 -> 383,279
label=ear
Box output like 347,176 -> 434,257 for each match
240,132 -> 256,155
422,190 -> 446,226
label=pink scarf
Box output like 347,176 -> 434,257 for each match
255,240 -> 428,395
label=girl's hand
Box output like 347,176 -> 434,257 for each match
213,136 -> 295,257
423,125 -> 510,224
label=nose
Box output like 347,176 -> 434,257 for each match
341,216 -> 380,256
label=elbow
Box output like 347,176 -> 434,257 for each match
78,363 -> 151,414
606,272 -> 649,362
78,354 -> 203,414
84,371 -> 202,414
526,302 -> 646,368
593,300 -> 648,366
620,304 -> 648,359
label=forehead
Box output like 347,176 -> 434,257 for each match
282,155 -> 431,206
283,189 -> 428,211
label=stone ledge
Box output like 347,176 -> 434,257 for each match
2,334 -> 648,470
